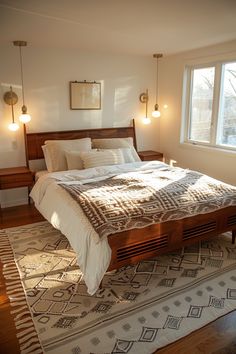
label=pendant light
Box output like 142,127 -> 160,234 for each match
13,40 -> 31,123
4,86 -> 19,131
152,53 -> 163,118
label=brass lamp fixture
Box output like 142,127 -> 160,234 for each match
139,89 -> 151,125
4,86 -> 19,131
152,53 -> 163,118
13,40 -> 31,123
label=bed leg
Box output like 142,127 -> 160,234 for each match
232,230 -> 236,245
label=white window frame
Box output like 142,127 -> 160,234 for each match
182,58 -> 236,153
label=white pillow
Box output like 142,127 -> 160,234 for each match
42,138 -> 92,172
92,138 -> 140,162
79,149 -> 125,169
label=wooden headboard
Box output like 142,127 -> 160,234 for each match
25,119 -> 137,165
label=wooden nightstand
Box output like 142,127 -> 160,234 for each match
0,167 -> 34,209
138,150 -> 164,162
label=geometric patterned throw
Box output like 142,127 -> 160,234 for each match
1,221 -> 236,354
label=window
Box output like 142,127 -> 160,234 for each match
183,60 -> 236,151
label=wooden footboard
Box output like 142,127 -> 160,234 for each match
107,206 -> 236,270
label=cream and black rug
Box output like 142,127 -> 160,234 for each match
1,222 -> 236,354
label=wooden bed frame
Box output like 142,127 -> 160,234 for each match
25,120 -> 236,271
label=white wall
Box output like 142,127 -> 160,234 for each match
0,45 -> 160,206
159,40 -> 236,186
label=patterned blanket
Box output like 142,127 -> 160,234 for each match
60,166 -> 236,238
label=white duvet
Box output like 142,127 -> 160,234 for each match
30,161 -> 166,295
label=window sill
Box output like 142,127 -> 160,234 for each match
180,142 -> 236,158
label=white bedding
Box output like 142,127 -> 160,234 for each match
30,161 -> 166,295
35,170 -> 48,181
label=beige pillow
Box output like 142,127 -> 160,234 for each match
92,138 -> 140,162
43,138 -> 92,172
80,149 -> 125,169
100,147 -> 136,163
65,150 -> 89,170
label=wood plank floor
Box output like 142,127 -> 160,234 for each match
0,204 -> 236,354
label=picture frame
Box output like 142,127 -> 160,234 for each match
70,81 -> 101,110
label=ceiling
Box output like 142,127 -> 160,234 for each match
0,0 -> 236,56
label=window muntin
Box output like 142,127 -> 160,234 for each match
184,60 -> 236,151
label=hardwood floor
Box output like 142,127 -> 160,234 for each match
0,205 -> 44,354
0,205 -> 236,354
0,204 -> 44,229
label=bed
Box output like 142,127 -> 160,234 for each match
26,120 -> 236,295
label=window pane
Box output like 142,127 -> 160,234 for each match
189,67 -> 215,143
217,62 -> 236,147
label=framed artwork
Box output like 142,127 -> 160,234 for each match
70,81 -> 101,110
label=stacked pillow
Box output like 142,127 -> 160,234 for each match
42,137 -> 141,172
42,138 -> 91,172
92,138 -> 140,162
68,149 -> 125,169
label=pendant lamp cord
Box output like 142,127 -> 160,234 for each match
19,45 -> 25,106
10,86 -> 15,123
146,89 -> 148,117
155,58 -> 158,105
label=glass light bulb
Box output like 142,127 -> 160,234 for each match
19,113 -> 31,123
8,122 -> 19,131
142,117 -> 151,125
152,109 -> 161,118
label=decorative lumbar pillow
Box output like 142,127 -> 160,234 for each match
42,138 -> 92,172
79,149 -> 125,169
98,147 -> 136,163
92,138 -> 140,162
65,150 -> 89,170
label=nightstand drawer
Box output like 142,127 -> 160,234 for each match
141,155 -> 162,161
138,150 -> 163,162
0,173 -> 33,189
0,167 -> 34,190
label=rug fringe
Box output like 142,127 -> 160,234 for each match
0,229 -> 43,354
17,327 -> 37,339
16,315 -> 34,326
7,289 -> 25,296
6,282 -> 22,291
1,255 -> 15,261
18,330 -> 38,343
4,268 -> 21,275
14,310 -> 32,319
11,306 -> 29,315
9,295 -> 28,302
6,279 -> 22,286
21,344 -> 43,354
16,321 -> 36,330
11,300 -> 29,306
0,251 -> 13,257
21,336 -> 41,349
4,270 -> 21,277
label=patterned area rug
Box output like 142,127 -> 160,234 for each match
1,222 -> 236,354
